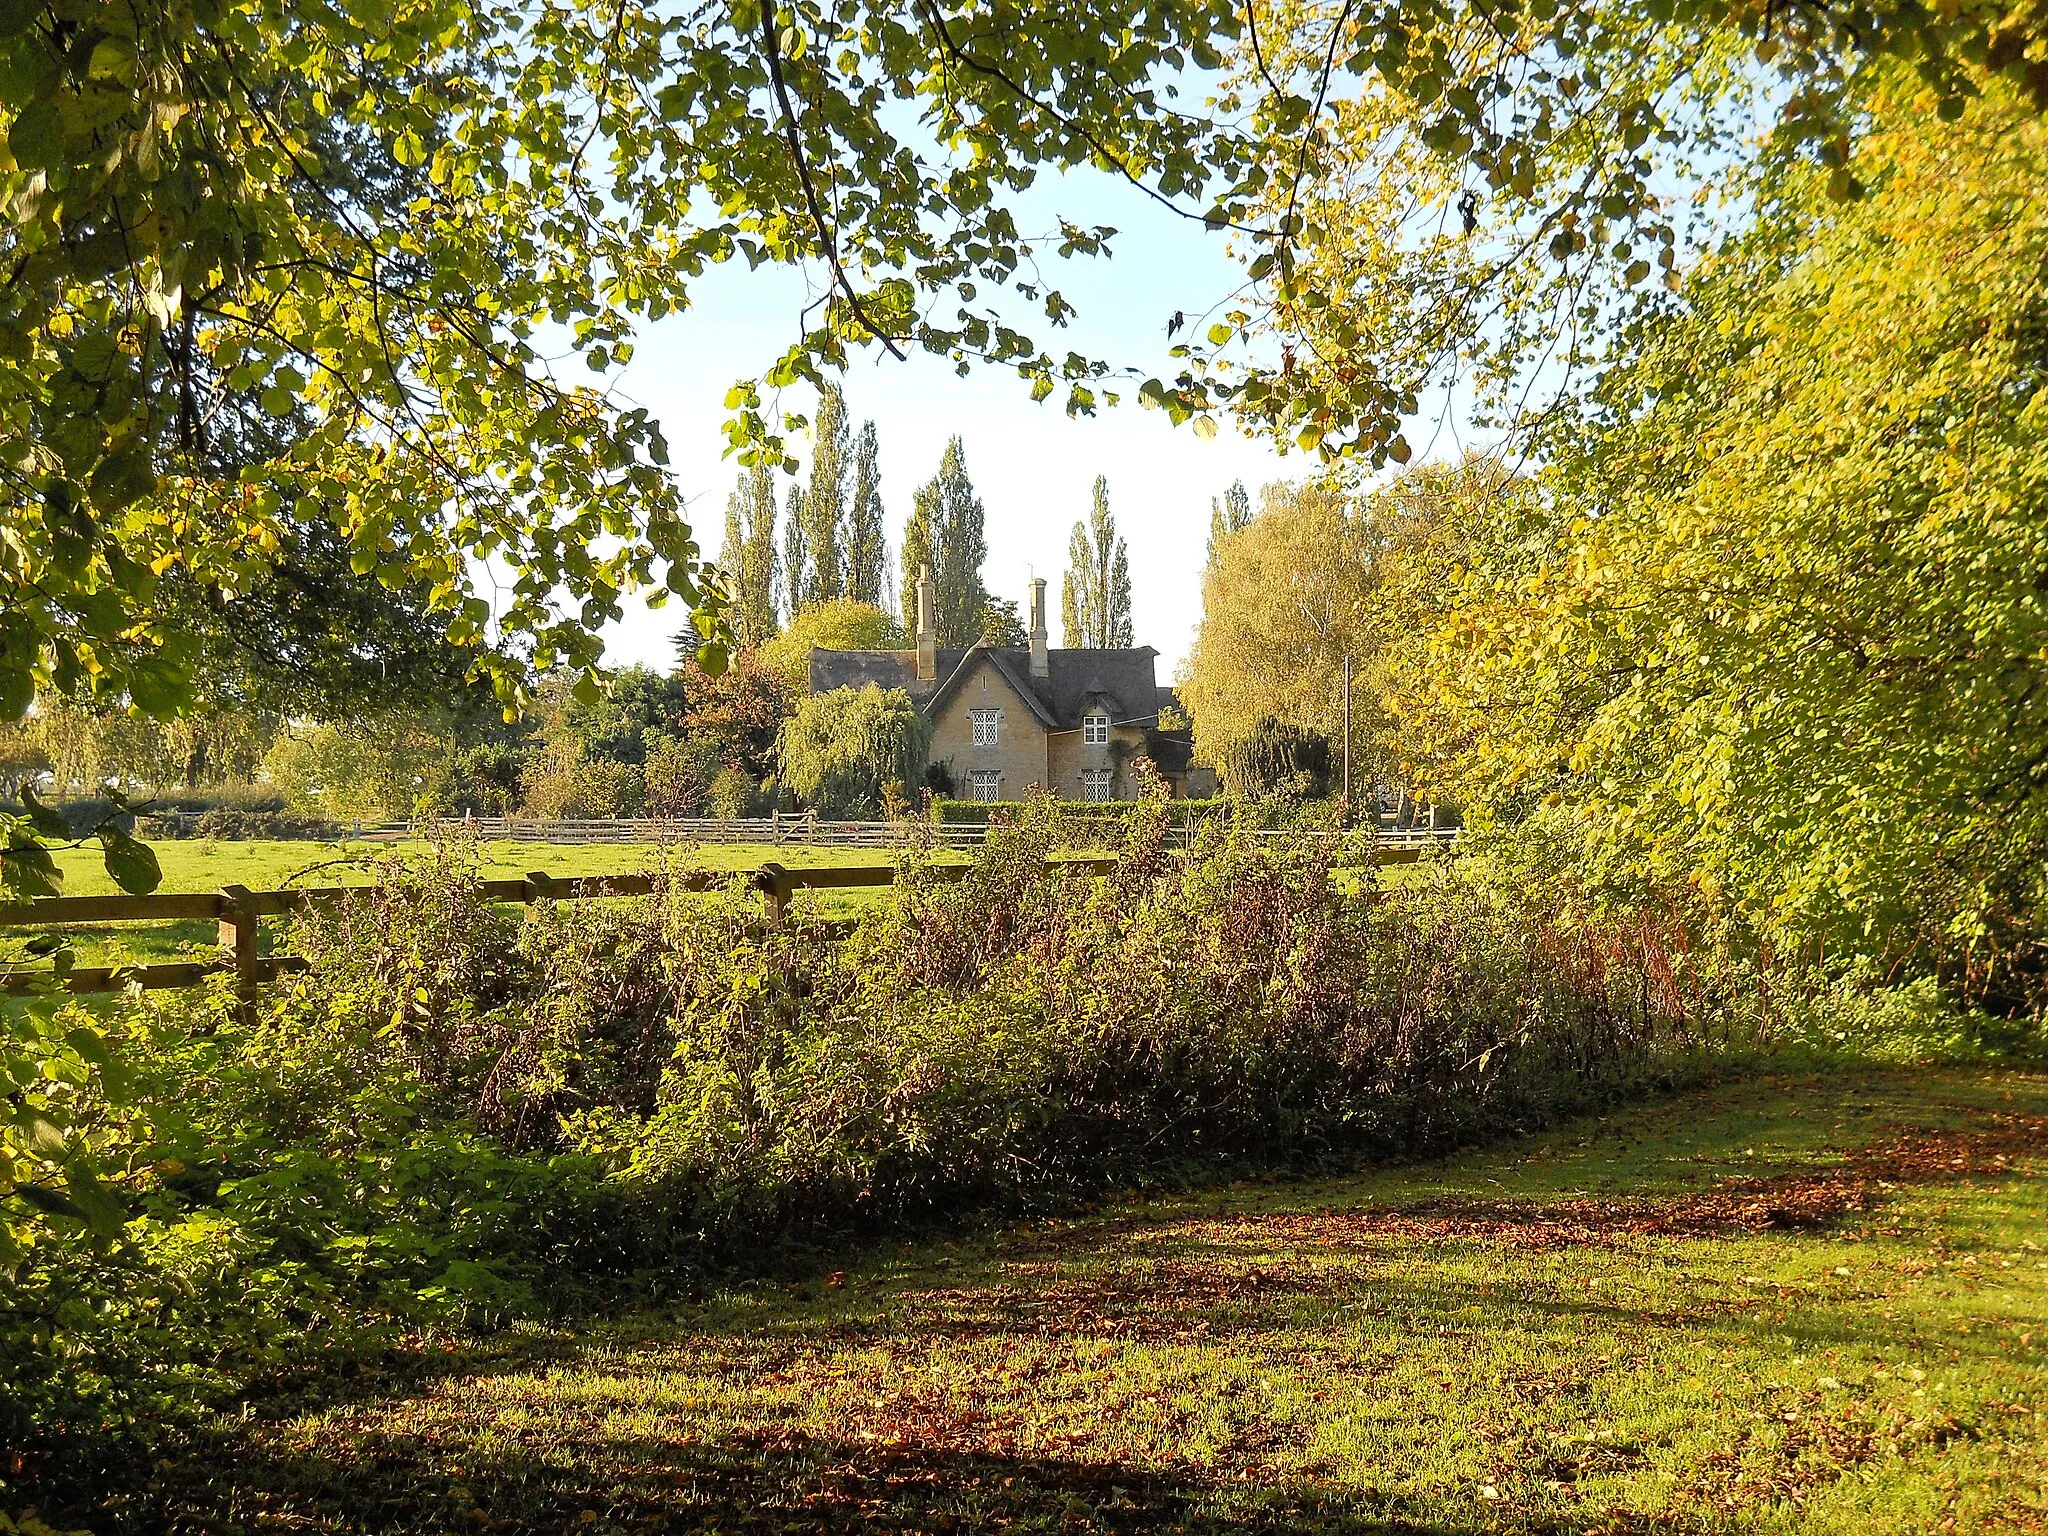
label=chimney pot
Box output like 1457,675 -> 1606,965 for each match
1027,577 -> 1049,679
915,564 -> 937,682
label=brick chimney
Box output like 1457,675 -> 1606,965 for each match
1027,576 -> 1049,679
915,563 -> 937,682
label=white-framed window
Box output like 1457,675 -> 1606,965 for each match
1082,710 -> 1109,746
968,770 -> 1001,803
1080,769 -> 1114,803
969,708 -> 1000,746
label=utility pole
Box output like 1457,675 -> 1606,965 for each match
1341,654 -> 1353,822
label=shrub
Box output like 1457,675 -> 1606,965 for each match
778,684 -> 930,817
708,766 -> 757,819
644,733 -> 724,816
569,758 -> 646,818
1218,717 -> 1333,799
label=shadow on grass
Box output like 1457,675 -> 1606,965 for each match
34,1068 -> 2046,1533
87,1422 -> 1613,1536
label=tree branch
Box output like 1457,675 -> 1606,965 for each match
757,1 -> 907,361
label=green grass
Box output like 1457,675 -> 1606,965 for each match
28,838 -> 933,966
40,1066 -> 2048,1533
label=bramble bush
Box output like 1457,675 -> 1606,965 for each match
3,802 -> 1796,1451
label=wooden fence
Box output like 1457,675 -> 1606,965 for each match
0,825 -> 1455,1002
428,813 -> 994,848
0,858 -> 1123,1000
139,808 -> 1461,856
391,813 -> 1459,855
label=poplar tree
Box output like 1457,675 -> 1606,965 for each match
781,483 -> 810,620
845,420 -> 890,609
1061,476 -> 1135,648
795,383 -> 850,607
1208,480 -> 1252,565
718,466 -> 780,648
900,438 -> 990,647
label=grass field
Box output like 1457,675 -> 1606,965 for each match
24,838 -> 931,967
23,835 -> 1400,970
37,1065 -> 2047,1534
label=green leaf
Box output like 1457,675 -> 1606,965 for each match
10,1183 -> 84,1221
8,98 -> 62,171
2,837 -> 61,899
64,1165 -> 128,1238
64,1026 -> 111,1067
12,1106 -> 67,1158
97,826 -> 163,895
87,34 -> 137,82
1192,415 -> 1219,441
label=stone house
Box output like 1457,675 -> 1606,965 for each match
807,571 -> 1213,802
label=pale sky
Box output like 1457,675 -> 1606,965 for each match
595,166 -> 1302,679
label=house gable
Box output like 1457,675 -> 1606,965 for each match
925,649 -> 1053,801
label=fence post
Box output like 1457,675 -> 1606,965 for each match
217,884 -> 261,1024
756,861 -> 791,923
525,869 -> 556,903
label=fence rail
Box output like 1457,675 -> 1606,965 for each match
397,813 -> 1458,854
0,858 -> 1124,1000
1,825 -> 1454,1001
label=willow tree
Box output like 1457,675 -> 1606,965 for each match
778,683 -> 931,817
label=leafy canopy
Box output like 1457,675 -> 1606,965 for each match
1372,78 -> 2048,995
761,599 -> 906,690
4,0 -> 2041,899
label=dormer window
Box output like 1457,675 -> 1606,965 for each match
1082,710 -> 1109,746
969,708 -> 1000,746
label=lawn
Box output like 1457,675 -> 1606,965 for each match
44,836 -> 916,896
36,1065 -> 2047,1534
23,835 -> 1408,969
27,838 -> 932,967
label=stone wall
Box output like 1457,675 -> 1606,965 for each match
926,662 -> 1050,800
1047,721 -> 1146,801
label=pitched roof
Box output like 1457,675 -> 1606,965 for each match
807,643 -> 1162,730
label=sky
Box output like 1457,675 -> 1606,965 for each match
593,166 -> 1306,681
